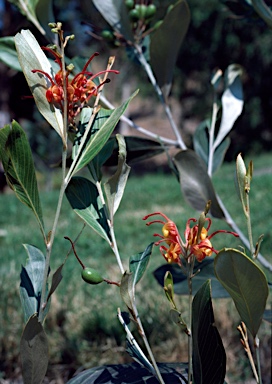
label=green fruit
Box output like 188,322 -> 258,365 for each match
135,4 -> 147,19
101,29 -> 115,41
81,268 -> 104,285
125,0 -> 134,10
129,8 -> 140,21
145,4 -> 156,19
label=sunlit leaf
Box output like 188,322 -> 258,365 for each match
65,176 -> 111,244
71,91 -> 138,175
104,134 -> 130,221
120,271 -> 134,311
192,280 -> 226,384
20,314 -> 48,384
173,149 -> 225,218
129,243 -> 153,289
14,30 -> 64,139
213,64 -> 244,151
0,37 -> 22,71
0,121 -> 45,238
92,0 -> 134,41
214,248 -> 269,337
150,0 -> 190,97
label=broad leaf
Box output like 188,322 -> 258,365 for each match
20,314 -> 48,384
0,121 -> 45,238
150,0 -> 190,97
65,176 -> 111,244
213,64 -> 243,151
92,0 -> 134,41
71,90 -> 138,175
192,280 -> 226,384
19,244 -> 48,323
67,362 -> 188,384
104,134 -> 131,221
129,243 -> 153,290
154,260 -> 229,298
14,30 -> 64,139
173,149 -> 225,218
193,120 -> 230,174
0,37 -> 22,71
214,248 -> 269,337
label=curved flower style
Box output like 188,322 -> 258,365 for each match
143,212 -> 239,264
32,48 -> 119,124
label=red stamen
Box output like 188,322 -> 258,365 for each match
82,52 -> 100,72
41,46 -> 63,68
32,69 -> 55,85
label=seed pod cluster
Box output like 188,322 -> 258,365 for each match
126,1 -> 157,22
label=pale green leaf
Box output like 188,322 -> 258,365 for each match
120,271 -> 134,311
0,37 -> 22,71
9,0 -> 45,34
14,30 -> 64,138
214,249 -> 269,337
129,243 -> 153,290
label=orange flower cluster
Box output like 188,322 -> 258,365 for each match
32,48 -> 119,124
143,212 -> 238,264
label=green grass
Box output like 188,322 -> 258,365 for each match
0,153 -> 271,382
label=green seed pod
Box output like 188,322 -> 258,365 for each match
101,29 -> 115,41
125,0 -> 134,10
135,4 -> 147,19
129,8 -> 140,22
81,268 -> 104,285
145,4 -> 156,19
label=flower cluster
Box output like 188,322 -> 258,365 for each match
32,47 -> 119,125
143,212 -> 238,264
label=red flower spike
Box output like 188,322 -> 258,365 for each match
32,47 -> 119,124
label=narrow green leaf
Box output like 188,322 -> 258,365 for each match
192,280 -> 226,384
10,0 -> 45,34
104,134 -> 131,221
164,271 -> 176,306
213,64 -> 244,150
20,314 -> 48,384
72,90 -> 138,175
173,149 -> 225,218
150,0 -> 190,97
0,121 -> 45,237
14,30 -> 64,138
45,264 -> 64,305
236,153 -> 249,216
129,243 -> 153,289
0,37 -> 22,71
65,176 -> 111,244
19,244 -> 48,323
92,0 -> 134,41
214,248 -> 269,337
120,271 -> 134,311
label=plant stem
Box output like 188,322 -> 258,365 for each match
186,259 -> 194,384
255,336 -> 262,384
245,192 -> 254,256
208,98 -> 219,176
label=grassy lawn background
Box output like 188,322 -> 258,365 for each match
0,152 -> 271,383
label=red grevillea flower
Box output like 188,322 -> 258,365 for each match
143,212 -> 239,263
32,48 -> 119,124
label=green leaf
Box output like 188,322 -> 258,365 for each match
0,37 -> 22,71
150,0 -> 190,97
164,271 -> 176,307
236,153 -> 250,217
35,0 -> 55,37
45,263 -> 64,306
173,149 -> 225,218
19,244 -> 47,323
20,314 -> 48,384
90,139 -> 116,181
72,90 -> 138,175
92,0 -> 134,41
9,0 -> 46,35
14,30 -> 64,139
213,64 -> 244,150
154,260 -> 229,298
192,280 -> 226,384
120,271 -> 134,311
0,121 -> 45,238
193,120 -> 230,174
104,134 -> 131,221
214,248 -> 269,337
129,243 -> 153,289
65,176 -> 111,244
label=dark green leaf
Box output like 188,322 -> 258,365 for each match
150,0 -> 190,97
90,139 -> 116,181
154,260 -> 229,298
72,91 -> 138,175
92,0 -> 134,41
0,122 -> 45,238
0,37 -> 22,71
173,149 -> 225,218
20,314 -> 48,384
45,264 -> 64,305
104,134 -> 130,221
129,243 -> 153,289
192,280 -> 226,384
214,248 -> 269,337
65,176 -> 111,243
36,0 -> 55,37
